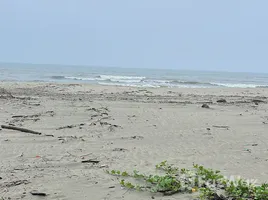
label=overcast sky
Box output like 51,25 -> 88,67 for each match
0,1 -> 267,72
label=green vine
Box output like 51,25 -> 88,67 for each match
107,161 -> 268,200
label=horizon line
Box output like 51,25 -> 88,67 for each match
0,61 -> 265,74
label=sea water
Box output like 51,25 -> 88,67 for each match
1,62 -> 268,88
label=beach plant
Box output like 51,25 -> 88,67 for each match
107,161 -> 268,200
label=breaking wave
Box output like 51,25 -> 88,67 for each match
49,75 -> 268,88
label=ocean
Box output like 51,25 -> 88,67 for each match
1,63 -> 268,88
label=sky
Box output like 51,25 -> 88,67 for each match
0,0 -> 268,73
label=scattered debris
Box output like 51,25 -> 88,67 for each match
12,114 -> 41,118
87,107 -> 109,113
58,136 -> 84,143
252,99 -> 266,104
24,102 -> 41,106
1,125 -> 42,135
212,125 -> 229,129
57,125 -> 77,130
1,180 -> 30,188
45,111 -> 55,116
113,148 -> 127,152
100,121 -> 110,126
201,104 -> 210,109
44,134 -> 54,137
131,136 -> 144,139
245,149 -> 252,153
56,123 -> 85,130
0,88 -> 14,99
81,159 -> 100,164
30,191 -> 47,196
121,136 -> 144,140
108,124 -> 122,132
217,99 -> 227,103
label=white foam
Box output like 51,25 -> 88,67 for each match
213,83 -> 262,88
99,75 -> 145,80
65,76 -> 96,81
60,75 -> 268,88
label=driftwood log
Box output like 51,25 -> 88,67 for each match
1,125 -> 41,135
81,159 -> 100,164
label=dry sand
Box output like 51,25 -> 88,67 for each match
0,82 -> 267,200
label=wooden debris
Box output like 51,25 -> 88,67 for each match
44,134 -> 54,137
12,114 -> 41,118
1,125 -> 41,135
12,115 -> 26,118
30,191 -> 47,196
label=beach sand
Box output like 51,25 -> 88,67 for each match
0,82 -> 267,200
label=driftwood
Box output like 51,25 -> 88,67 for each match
1,125 -> 41,135
44,134 -> 54,137
12,115 -> 26,118
252,99 -> 266,103
30,191 -> 47,196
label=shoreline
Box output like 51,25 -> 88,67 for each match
2,77 -> 268,89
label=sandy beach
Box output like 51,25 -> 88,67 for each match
0,82 -> 267,200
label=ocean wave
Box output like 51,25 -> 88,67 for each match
169,80 -> 219,86
212,83 -> 267,88
65,76 -> 96,81
98,82 -> 161,88
256,85 -> 268,88
49,75 -> 268,88
50,76 -> 66,80
97,75 -> 146,80
96,75 -> 146,83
